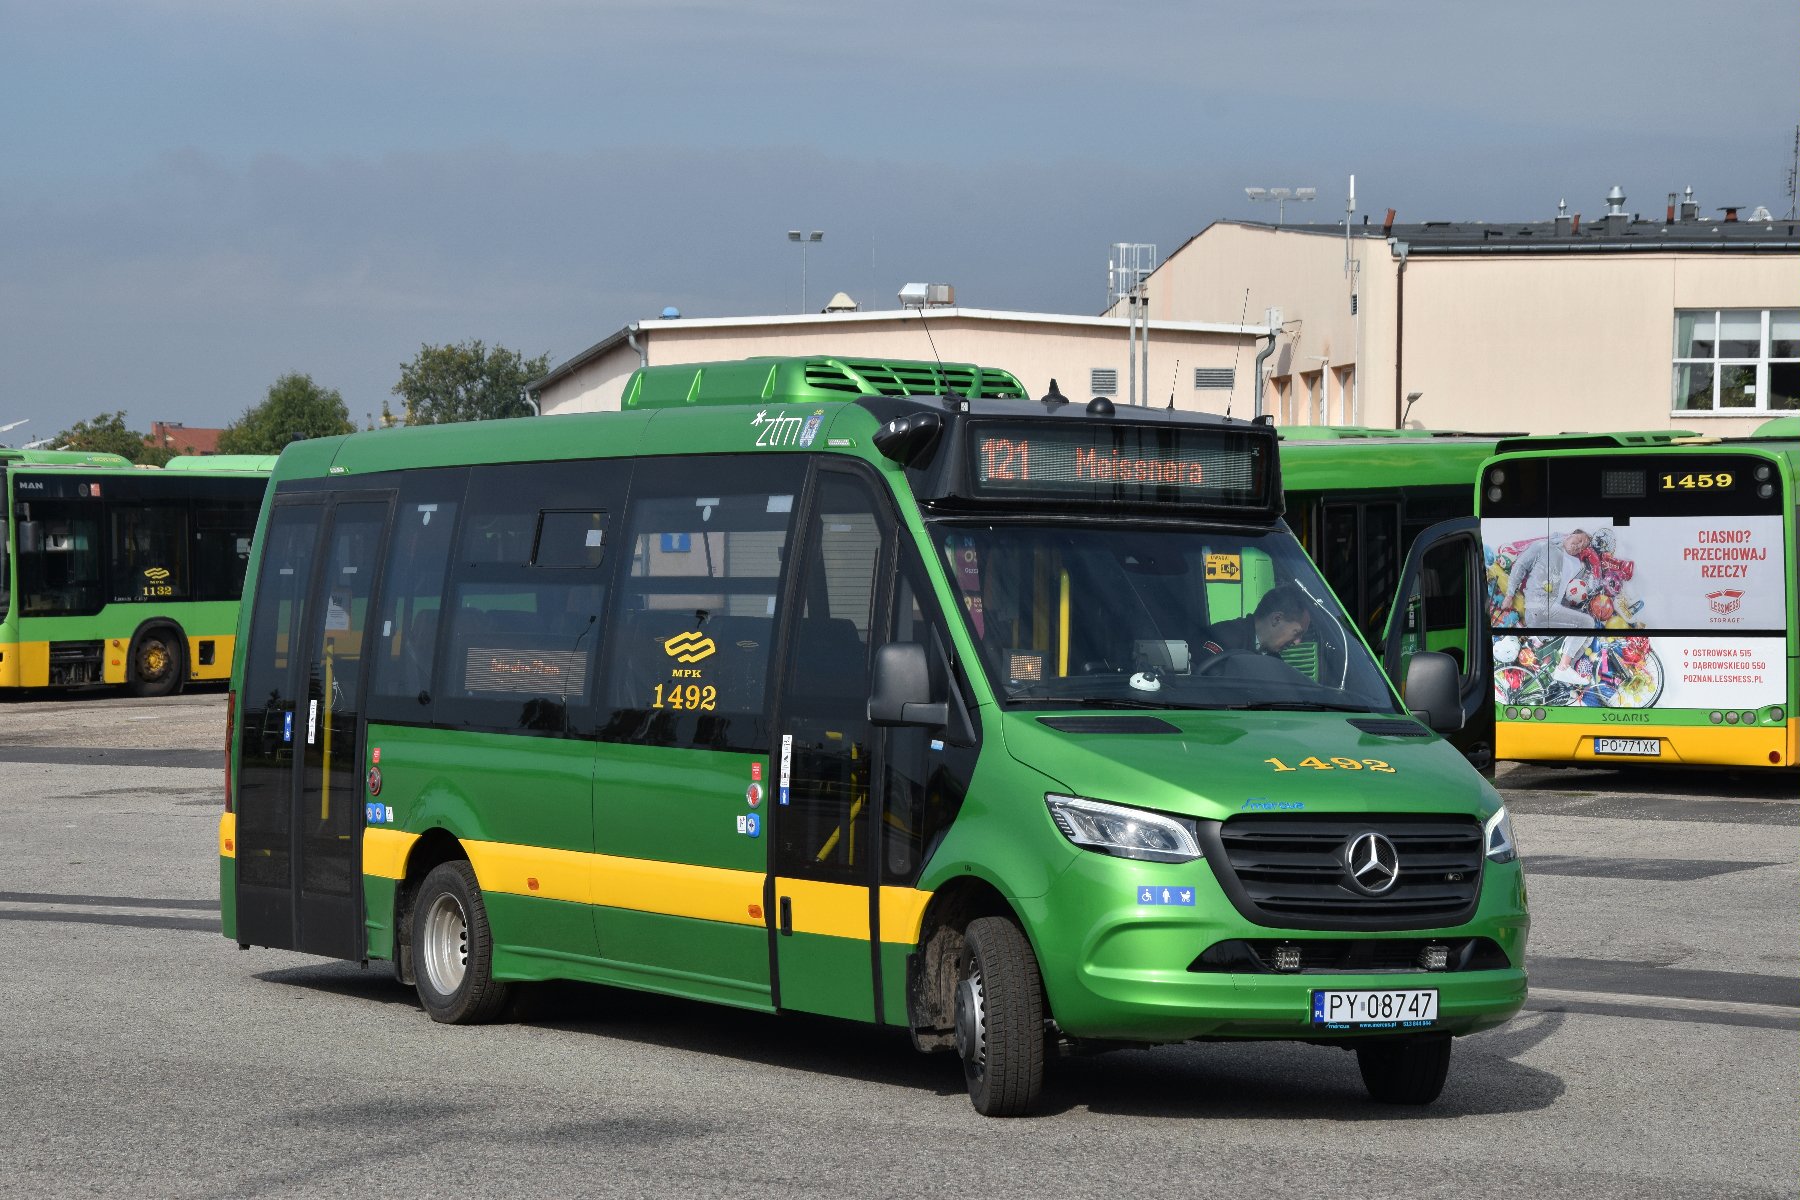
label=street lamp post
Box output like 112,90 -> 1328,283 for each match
787,229 -> 823,313
1244,186 -> 1317,225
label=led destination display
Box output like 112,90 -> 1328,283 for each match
970,421 -> 1271,507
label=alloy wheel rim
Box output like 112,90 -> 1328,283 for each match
422,892 -> 469,996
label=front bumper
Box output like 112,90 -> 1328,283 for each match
1019,848 -> 1529,1043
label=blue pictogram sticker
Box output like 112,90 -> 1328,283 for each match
779,786 -> 790,806
1136,885 -> 1195,906
282,711 -> 293,743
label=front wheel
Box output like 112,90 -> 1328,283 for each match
1356,1034 -> 1453,1104
411,861 -> 511,1024
128,628 -> 184,698
954,916 -> 1047,1117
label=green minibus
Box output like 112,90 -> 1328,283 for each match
220,356 -> 1528,1115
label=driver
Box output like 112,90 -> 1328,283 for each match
1203,584 -> 1312,658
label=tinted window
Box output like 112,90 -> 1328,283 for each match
600,455 -> 804,753
193,499 -> 263,602
16,499 -> 104,616
366,469 -> 466,724
434,461 -> 624,735
111,503 -> 190,602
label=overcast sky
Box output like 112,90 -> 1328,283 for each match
2,0 -> 1794,438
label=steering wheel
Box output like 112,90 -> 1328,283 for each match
1192,648 -> 1261,676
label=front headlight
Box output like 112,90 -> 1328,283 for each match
1045,794 -> 1201,864
1484,806 -> 1517,864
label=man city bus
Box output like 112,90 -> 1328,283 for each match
218,357 -> 1528,1116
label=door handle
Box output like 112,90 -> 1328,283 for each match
778,895 -> 792,937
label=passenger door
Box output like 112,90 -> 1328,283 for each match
769,467 -> 891,1023
236,494 -> 392,958
1382,516 -> 1494,771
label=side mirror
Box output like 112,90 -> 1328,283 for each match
868,642 -> 948,728
1403,650 -> 1464,735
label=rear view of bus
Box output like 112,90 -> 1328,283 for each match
1480,426 -> 1797,768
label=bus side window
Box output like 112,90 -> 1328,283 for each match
366,468 -> 465,723
598,455 -> 805,753
428,461 -> 619,735
879,553 -> 976,885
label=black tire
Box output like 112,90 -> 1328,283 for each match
410,861 -> 511,1024
128,627 -> 184,698
1356,1034 -> 1453,1105
954,916 -> 1047,1117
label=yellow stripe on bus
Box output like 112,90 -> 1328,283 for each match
219,811 -> 237,858
1500,720 -> 1792,768
468,841 -> 594,907
356,831 -> 936,944
363,828 -> 420,879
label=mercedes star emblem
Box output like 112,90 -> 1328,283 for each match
1344,831 -> 1401,895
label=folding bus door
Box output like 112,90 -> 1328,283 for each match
769,467 -> 892,1023
236,494 -> 392,959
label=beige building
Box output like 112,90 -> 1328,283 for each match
1138,189 -> 1800,437
530,305 -> 1270,418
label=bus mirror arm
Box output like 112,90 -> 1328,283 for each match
869,642 -> 948,728
1403,651 -> 1464,735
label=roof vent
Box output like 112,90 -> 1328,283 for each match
1604,186 -> 1628,233
822,291 -> 858,312
660,307 -> 681,319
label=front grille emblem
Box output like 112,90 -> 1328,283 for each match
1343,831 -> 1401,895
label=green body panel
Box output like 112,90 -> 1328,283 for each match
880,942 -> 912,1028
486,892 -> 606,976
590,743 -> 766,874
374,724 -> 594,853
776,930 -> 876,1023
1280,435 -> 1499,498
582,908 -> 772,1010
363,875 -> 397,960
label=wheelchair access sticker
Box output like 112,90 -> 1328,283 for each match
1137,885 -> 1195,906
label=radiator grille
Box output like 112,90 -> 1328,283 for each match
1200,813 -> 1484,931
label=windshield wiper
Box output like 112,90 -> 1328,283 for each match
1225,700 -> 1380,713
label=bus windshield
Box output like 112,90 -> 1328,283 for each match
934,520 -> 1401,715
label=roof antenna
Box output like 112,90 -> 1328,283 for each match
1225,287 -> 1249,419
901,285 -> 960,408
1167,358 -> 1179,410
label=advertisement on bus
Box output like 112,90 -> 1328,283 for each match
1483,514 -> 1787,713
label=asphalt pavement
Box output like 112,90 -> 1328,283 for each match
0,691 -> 1793,1198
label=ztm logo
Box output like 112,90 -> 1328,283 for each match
663,631 -> 717,663
144,567 -> 171,581
1706,589 -> 1745,615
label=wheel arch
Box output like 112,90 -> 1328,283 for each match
905,874 -> 1041,1047
390,827 -> 469,986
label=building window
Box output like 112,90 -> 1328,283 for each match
1090,368 -> 1118,396
1673,309 -> 1800,413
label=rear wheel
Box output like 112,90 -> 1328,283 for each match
954,916 -> 1046,1117
1356,1034 -> 1453,1104
411,861 -> 511,1024
128,627 -> 184,698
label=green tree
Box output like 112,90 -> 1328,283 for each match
52,410 -> 178,464
217,373 -> 355,455
393,340 -> 550,425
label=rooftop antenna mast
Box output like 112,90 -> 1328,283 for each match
1109,243 -> 1155,405
1787,124 -> 1798,220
